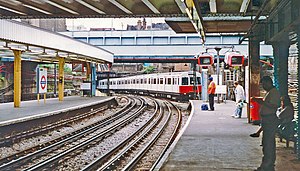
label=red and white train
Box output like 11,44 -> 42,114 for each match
98,71 -> 202,100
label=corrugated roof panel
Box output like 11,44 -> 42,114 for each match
0,20 -> 113,63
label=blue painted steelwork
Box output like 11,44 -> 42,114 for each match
297,33 -> 300,159
91,63 -> 96,96
60,31 -> 273,60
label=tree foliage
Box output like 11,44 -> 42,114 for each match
143,66 -> 156,74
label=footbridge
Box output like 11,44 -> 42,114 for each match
60,30 -> 273,63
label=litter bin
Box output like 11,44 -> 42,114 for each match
250,97 -> 263,125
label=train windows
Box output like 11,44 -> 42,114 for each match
182,77 -> 188,85
159,78 -> 163,84
144,78 -> 147,84
154,78 -> 156,84
167,78 -> 172,85
133,79 -> 135,84
141,79 -> 143,84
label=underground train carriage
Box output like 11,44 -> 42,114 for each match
98,71 -> 202,101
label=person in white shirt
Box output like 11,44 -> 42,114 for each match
232,81 -> 245,118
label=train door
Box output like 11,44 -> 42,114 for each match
165,77 -> 172,93
158,77 -> 164,92
173,76 -> 179,93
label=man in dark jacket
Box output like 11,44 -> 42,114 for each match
252,76 -> 280,171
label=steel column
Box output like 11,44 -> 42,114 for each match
272,42 -> 290,96
297,29 -> 300,160
249,39 -> 260,97
91,63 -> 96,96
273,45 -> 279,90
58,57 -> 65,101
13,50 -> 21,107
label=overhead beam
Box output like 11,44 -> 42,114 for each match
141,0 -> 160,14
108,0 -> 133,14
22,4 -> 52,15
75,0 -> 105,14
0,5 -> 26,15
46,0 -> 79,15
240,0 -> 251,14
175,0 -> 187,13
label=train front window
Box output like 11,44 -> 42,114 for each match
189,77 -> 201,85
190,77 -> 194,85
232,57 -> 243,64
182,77 -> 188,85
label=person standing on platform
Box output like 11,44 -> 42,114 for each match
208,77 -> 216,111
252,76 -> 280,171
232,81 -> 245,118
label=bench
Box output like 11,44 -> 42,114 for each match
278,120 -> 297,152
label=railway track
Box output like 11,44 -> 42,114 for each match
0,96 -> 188,171
0,96 -> 146,170
83,99 -> 182,171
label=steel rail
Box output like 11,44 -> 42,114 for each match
23,97 -> 146,171
121,101 -> 173,171
150,101 -> 182,170
0,97 -> 137,170
82,98 -> 160,171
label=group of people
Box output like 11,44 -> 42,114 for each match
207,76 -> 295,171
207,76 -> 245,118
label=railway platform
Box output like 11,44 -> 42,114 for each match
159,100 -> 300,171
0,96 -> 113,125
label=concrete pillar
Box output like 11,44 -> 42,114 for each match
13,50 -> 22,107
58,57 -> 65,101
272,42 -> 290,96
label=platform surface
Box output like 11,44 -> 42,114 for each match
0,96 -> 111,124
160,100 -> 300,171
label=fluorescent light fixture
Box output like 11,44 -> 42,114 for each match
240,0 -> 251,13
0,5 -> 26,15
75,0 -> 105,14
108,0 -> 133,14
23,4 -> 52,15
141,0 -> 160,14
46,0 -> 79,15
209,0 -> 217,13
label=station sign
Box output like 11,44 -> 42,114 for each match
197,54 -> 213,66
37,68 -> 47,93
224,52 -> 245,66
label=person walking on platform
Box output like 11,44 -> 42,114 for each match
208,77 -> 216,111
252,76 -> 280,171
232,81 -> 245,118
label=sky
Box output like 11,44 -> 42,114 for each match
66,18 -> 166,31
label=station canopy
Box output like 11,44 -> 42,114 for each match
0,19 -> 113,63
0,1 -> 278,40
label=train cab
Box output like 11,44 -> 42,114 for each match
197,54 -> 213,67
224,52 -> 245,67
